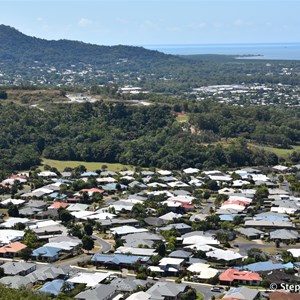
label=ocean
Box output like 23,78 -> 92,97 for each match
143,43 -> 300,60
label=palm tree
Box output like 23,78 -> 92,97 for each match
60,281 -> 72,293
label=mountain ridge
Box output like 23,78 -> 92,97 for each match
0,24 -> 175,63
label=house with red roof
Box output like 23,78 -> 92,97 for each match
49,202 -> 69,209
80,188 -> 104,196
219,268 -> 262,286
0,242 -> 27,258
223,200 -> 248,206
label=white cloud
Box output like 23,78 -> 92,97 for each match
234,19 -> 244,26
78,18 -> 93,27
167,26 -> 181,32
187,23 -> 207,30
234,19 -> 253,27
140,20 -> 160,31
213,22 -> 224,29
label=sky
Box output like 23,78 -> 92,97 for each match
1,0 -> 300,46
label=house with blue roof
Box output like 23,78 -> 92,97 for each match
235,260 -> 294,272
39,279 -> 74,296
91,253 -> 150,270
48,192 -> 67,200
32,246 -> 62,262
80,171 -> 98,177
102,183 -> 127,192
219,214 -> 240,222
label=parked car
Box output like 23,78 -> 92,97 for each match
210,286 -> 221,292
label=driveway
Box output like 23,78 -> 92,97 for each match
92,234 -> 113,253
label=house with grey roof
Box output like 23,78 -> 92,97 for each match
222,286 -> 260,300
235,227 -> 265,240
75,284 -> 118,300
25,265 -> 68,283
91,253 -> 150,269
110,278 -> 148,292
146,282 -> 187,300
0,275 -> 32,289
269,229 -> 299,242
144,217 -> 167,227
1,261 -> 36,276
122,232 -> 164,248
159,223 -> 191,234
168,250 -> 192,260
19,207 -> 42,217
244,220 -> 295,230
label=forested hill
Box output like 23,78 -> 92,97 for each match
0,24 -> 184,67
1,24 -> 300,90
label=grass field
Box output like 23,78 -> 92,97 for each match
176,113 -> 189,123
42,158 -> 135,172
253,145 -> 300,159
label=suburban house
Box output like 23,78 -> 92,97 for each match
1,261 -> 36,276
153,257 -> 185,276
187,263 -> 219,281
269,229 -> 299,242
221,286 -> 260,300
0,241 -> 27,258
91,253 -> 150,270
235,227 -> 264,240
219,268 -> 262,286
74,284 -> 118,300
206,249 -> 243,265
39,279 -> 74,296
32,246 -> 62,262
0,275 -> 32,289
26,266 -> 68,284
146,282 -> 188,300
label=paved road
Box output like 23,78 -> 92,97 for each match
55,253 -> 92,268
183,281 -> 215,300
236,240 -> 300,256
149,277 -> 215,299
201,199 -> 215,214
92,235 -> 113,253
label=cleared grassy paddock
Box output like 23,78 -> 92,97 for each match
253,145 -> 300,160
41,158 -> 135,172
176,113 -> 189,123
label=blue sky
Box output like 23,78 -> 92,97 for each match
1,0 -> 300,46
